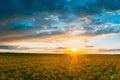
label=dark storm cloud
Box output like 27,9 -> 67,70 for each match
0,0 -> 120,43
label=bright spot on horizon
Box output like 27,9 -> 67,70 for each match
72,48 -> 78,52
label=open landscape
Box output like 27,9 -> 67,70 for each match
0,53 -> 120,80
0,0 -> 120,80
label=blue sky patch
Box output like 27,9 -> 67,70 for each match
12,19 -> 35,28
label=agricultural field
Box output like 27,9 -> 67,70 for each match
0,53 -> 120,80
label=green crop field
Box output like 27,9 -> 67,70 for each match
0,53 -> 120,80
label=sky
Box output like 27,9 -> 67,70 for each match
0,0 -> 120,54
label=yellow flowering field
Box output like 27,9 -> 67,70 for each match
0,53 -> 120,80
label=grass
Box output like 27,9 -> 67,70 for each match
0,53 -> 120,80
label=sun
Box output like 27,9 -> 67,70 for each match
72,48 -> 77,52
65,47 -> 87,55
65,47 -> 81,55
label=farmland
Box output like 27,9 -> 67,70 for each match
0,53 -> 120,80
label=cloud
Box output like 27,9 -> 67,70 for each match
0,45 -> 16,50
98,49 -> 120,52
0,13 -> 120,43
82,23 -> 120,36
56,47 -> 66,50
0,45 -> 30,50
0,0 -> 120,43
0,43 -> 66,53
85,46 -> 94,48
0,0 -> 120,17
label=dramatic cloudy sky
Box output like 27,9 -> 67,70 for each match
0,0 -> 120,54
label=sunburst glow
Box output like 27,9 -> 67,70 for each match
65,48 -> 87,55
72,48 -> 78,52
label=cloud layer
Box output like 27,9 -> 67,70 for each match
0,0 -> 120,43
